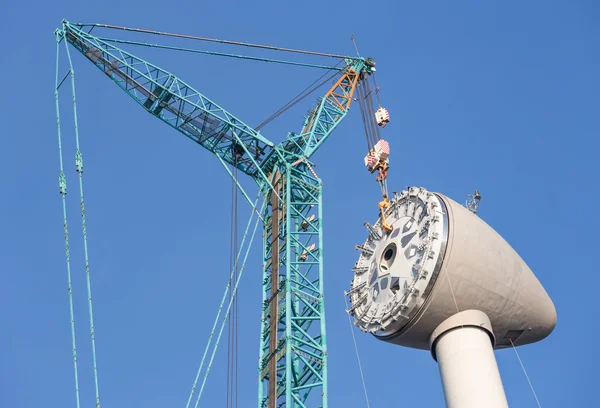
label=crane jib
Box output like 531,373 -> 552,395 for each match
63,25 -> 275,181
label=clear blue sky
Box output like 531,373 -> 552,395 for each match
1,1 -> 597,407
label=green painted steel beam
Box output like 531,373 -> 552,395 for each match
58,21 -> 275,183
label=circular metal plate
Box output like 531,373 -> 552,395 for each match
347,187 -> 448,336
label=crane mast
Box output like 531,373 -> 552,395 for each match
57,20 -> 373,407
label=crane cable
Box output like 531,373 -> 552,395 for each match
192,205 -> 263,408
356,80 -> 375,151
372,72 -> 382,107
344,296 -> 372,408
356,77 -> 380,152
357,71 -> 392,226
54,36 -> 81,408
86,35 -> 343,71
81,23 -> 349,59
360,75 -> 382,150
255,60 -> 344,131
509,339 -> 543,408
185,191 -> 266,408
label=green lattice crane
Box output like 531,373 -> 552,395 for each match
54,20 -> 380,408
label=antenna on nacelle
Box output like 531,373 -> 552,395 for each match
466,190 -> 482,214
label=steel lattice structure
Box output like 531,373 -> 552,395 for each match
55,20 -> 373,408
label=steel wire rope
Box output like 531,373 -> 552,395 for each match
343,296 -> 372,408
363,78 -> 382,144
360,81 -> 376,149
185,193 -> 265,408
193,202 -> 265,408
356,81 -> 374,151
63,32 -> 102,408
364,74 -> 391,198
255,60 -> 344,131
358,76 -> 383,151
54,36 -> 82,408
86,36 -> 343,71
357,80 -> 372,149
79,23 -> 350,59
510,339 -> 543,408
358,82 -> 370,148
372,72 -> 382,107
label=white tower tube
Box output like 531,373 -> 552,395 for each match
430,310 -> 508,408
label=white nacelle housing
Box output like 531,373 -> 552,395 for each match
347,186 -> 556,350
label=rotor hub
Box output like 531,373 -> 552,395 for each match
347,187 -> 449,337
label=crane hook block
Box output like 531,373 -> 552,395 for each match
375,107 -> 390,127
364,140 -> 390,173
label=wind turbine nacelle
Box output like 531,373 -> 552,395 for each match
347,187 -> 556,350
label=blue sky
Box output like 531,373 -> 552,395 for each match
1,1 -> 597,407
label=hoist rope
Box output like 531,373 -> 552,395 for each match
185,194 -> 265,408
344,296 -> 371,408
510,339 -> 543,408
359,81 -> 373,149
63,32 -> 103,408
85,35 -> 343,71
357,77 -> 382,152
363,78 -> 382,144
255,61 -> 343,131
78,23 -> 349,59
54,36 -> 82,408
357,82 -> 374,151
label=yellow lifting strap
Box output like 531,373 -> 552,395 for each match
378,196 -> 393,233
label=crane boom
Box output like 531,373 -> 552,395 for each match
60,21 -> 275,181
